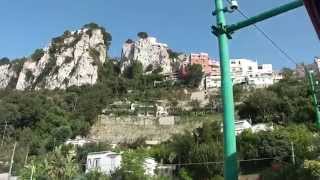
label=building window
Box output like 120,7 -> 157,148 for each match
248,66 -> 252,71
93,158 -> 101,168
258,65 -> 262,70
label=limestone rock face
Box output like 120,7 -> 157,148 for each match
0,64 -> 19,89
121,37 -> 172,74
0,26 -> 108,90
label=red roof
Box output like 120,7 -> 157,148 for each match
304,0 -> 320,39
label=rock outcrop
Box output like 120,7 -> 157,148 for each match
0,63 -> 20,89
121,37 -> 173,74
0,23 -> 110,90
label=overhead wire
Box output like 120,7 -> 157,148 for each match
160,157 -> 275,166
224,0 -> 300,66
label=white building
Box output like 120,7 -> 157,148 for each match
86,152 -> 158,177
231,59 -> 259,79
65,136 -> 96,147
230,59 -> 276,88
246,75 -> 274,88
205,75 -> 221,89
258,64 -> 273,74
234,120 -> 252,135
204,58 -> 279,89
86,151 -> 122,175
252,123 -> 274,133
221,120 -> 274,136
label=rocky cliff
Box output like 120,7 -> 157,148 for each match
121,36 -> 173,74
0,23 -> 110,90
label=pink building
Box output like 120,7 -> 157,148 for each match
190,53 -> 220,76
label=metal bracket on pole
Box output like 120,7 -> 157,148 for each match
226,0 -> 304,34
211,24 -> 233,39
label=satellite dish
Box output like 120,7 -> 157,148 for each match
304,0 -> 320,39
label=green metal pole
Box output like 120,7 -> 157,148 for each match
227,0 -> 304,34
214,0 -> 237,179
307,70 -> 320,128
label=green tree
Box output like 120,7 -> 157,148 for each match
114,151 -> 148,180
31,49 -> 45,61
304,160 -> 320,178
238,124 -> 320,174
154,121 -> 223,179
184,64 -> 203,88
124,61 -> 143,79
81,170 -> 111,180
21,146 -> 80,179
137,32 -> 149,39
167,49 -> 181,59
237,74 -> 313,124
0,57 -> 10,65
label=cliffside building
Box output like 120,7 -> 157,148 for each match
188,55 -> 281,89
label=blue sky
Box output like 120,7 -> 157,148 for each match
0,0 -> 318,69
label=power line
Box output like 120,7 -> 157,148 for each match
224,0 -> 299,66
160,157 -> 275,166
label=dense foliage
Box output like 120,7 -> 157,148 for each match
183,64 -> 204,88
0,24 -> 318,179
0,53 -> 197,176
0,57 -> 10,65
137,32 -> 149,39
31,49 -> 45,61
237,71 -> 315,125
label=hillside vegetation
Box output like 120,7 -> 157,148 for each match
0,24 -> 319,179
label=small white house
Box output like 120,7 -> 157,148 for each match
86,152 -> 158,176
222,120 -> 274,136
221,120 -> 252,135
65,136 -> 96,147
86,151 -> 122,175
234,120 -> 252,135
252,123 -> 274,133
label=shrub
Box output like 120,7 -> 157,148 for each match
137,32 -> 148,39
89,48 -> 101,62
167,49 -> 181,59
0,57 -> 10,65
64,57 -> 73,64
126,39 -> 134,43
184,64 -> 203,88
63,30 -> 72,37
84,23 -> 112,48
25,70 -> 34,82
145,64 -> 153,72
31,49 -> 45,61
83,22 -> 100,29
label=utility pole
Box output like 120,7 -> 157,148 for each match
213,1 -> 238,179
30,165 -> 35,180
212,0 -> 304,179
9,141 -> 17,177
306,69 -> 320,128
1,120 -> 7,147
291,141 -> 296,165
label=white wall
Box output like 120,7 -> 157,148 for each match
86,152 -> 122,175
